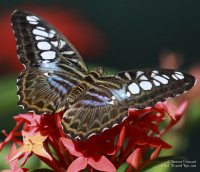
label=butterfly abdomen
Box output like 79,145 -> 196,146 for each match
67,83 -> 87,103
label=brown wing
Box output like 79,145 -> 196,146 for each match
98,68 -> 196,110
61,85 -> 128,141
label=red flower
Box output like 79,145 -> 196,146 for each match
0,100 -> 190,171
3,143 -> 29,172
126,148 -> 143,169
60,137 -> 116,172
7,130 -> 52,164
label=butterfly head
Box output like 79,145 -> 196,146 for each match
94,67 -> 104,75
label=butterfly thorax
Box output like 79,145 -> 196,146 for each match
67,68 -> 104,104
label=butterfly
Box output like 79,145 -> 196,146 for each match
11,10 -> 196,141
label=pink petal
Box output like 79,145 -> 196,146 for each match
88,155 -> 116,172
35,130 -> 52,143
7,146 -> 29,163
161,103 -> 176,120
9,144 -> 18,172
149,137 -> 172,149
126,148 -> 143,169
21,131 -> 34,144
21,152 -> 31,166
117,126 -> 126,148
175,101 -> 188,120
0,119 -> 23,151
150,145 -> 161,160
67,156 -> 87,172
32,144 -> 52,161
18,114 -> 33,123
60,138 -> 82,157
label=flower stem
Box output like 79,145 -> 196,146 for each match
116,141 -> 135,168
38,155 -> 65,172
48,136 -> 66,164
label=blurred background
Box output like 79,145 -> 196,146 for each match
0,0 -> 200,171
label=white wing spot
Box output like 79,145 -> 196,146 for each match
42,60 -> 50,63
35,36 -> 45,40
122,116 -> 128,122
50,30 -> 56,34
140,75 -> 148,80
154,76 -> 168,84
75,136 -> 81,140
162,74 -> 170,79
175,71 -> 183,76
87,133 -> 96,139
32,16 -> 39,20
26,16 -> 38,21
112,123 -> 118,128
175,74 -> 184,79
126,91 -> 131,97
33,29 -> 48,37
49,33 -> 54,38
36,26 -> 45,30
136,71 -> 144,78
51,41 -> 58,47
153,80 -> 160,86
61,51 -> 74,55
29,21 -> 38,25
115,75 -> 121,79
172,74 -> 178,80
60,40 -> 66,48
41,51 -> 56,59
151,72 -> 156,77
140,81 -> 152,90
102,128 -> 109,132
109,100 -> 114,105
128,82 -> 140,94
125,72 -> 132,80
111,96 -> 116,100
37,42 -> 51,50
153,70 -> 159,74
44,73 -> 49,77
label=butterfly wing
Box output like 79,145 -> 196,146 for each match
99,68 -> 196,110
11,10 -> 88,114
61,85 -> 128,141
61,68 -> 196,141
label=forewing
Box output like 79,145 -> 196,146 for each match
11,10 -> 88,73
61,86 -> 128,141
97,68 -> 196,110
11,10 -> 88,114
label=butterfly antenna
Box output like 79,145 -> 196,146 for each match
104,69 -> 108,75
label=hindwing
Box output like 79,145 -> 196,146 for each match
61,85 -> 128,141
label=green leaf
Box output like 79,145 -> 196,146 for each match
116,163 -> 129,172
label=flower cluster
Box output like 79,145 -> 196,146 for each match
1,100 -> 188,172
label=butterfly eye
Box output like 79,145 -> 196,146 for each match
94,67 -> 104,75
